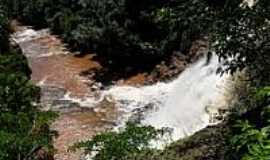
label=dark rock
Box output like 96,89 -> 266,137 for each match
129,103 -> 156,123
35,148 -> 54,160
40,86 -> 66,104
50,100 -> 81,113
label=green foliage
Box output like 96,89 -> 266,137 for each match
0,54 -> 58,159
0,0 -> 50,27
211,2 -> 270,158
71,122 -> 165,160
207,2 -> 270,158
256,87 -> 270,98
231,121 -> 270,160
0,111 -> 57,160
122,123 -> 230,160
0,52 -> 31,76
211,0 -> 270,76
0,74 -> 39,113
0,8 -> 57,159
1,0 -> 213,65
48,0 -> 184,63
2,0 -> 269,71
0,6 -> 9,53
229,87 -> 270,160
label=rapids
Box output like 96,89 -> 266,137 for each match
12,26 -> 231,158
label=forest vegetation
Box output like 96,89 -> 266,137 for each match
0,6 -> 57,160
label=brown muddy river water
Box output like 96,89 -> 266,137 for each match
12,27 -> 122,160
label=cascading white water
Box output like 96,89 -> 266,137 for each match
102,54 -> 229,144
143,55 -> 228,141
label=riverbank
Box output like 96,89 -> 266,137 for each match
10,21 -> 206,88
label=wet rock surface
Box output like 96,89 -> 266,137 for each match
40,86 -> 67,103
51,99 -> 119,160
39,86 -> 88,113
129,103 -> 157,123
145,40 -> 208,85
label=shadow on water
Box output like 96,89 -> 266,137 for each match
78,53 -> 164,86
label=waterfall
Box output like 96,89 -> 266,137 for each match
143,54 -> 228,141
104,54 -> 229,143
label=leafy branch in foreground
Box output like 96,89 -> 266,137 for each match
70,122 -> 167,160
0,57 -> 58,160
230,87 -> 270,160
231,120 -> 270,160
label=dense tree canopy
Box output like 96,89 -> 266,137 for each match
211,0 -> 270,77
0,0 -> 212,65
0,0 -> 269,71
0,7 -> 9,53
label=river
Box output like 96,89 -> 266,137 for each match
12,26 -> 233,160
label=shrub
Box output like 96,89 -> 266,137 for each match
0,7 -> 57,159
0,52 -> 58,159
71,122 -> 165,160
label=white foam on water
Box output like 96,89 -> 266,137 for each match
12,28 -> 68,58
102,83 -> 172,129
50,54 -> 229,148
101,54 -> 229,147
12,28 -> 50,43
143,55 -> 228,141
61,91 -> 102,108
13,27 -> 231,150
